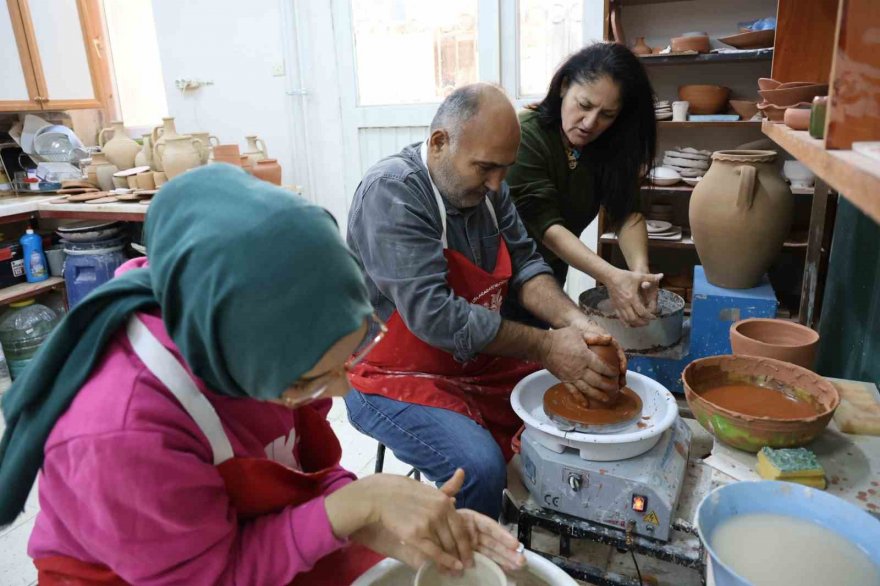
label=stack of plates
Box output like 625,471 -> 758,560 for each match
649,203 -> 674,223
662,147 -> 711,178
646,220 -> 682,240
655,100 -> 672,120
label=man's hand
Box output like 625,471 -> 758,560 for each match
539,324 -> 621,403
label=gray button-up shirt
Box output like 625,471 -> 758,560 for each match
347,142 -> 552,363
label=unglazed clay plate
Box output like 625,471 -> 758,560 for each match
647,220 -> 673,233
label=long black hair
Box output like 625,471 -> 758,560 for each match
531,42 -> 656,230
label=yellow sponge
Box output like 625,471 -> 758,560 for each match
756,447 -> 826,489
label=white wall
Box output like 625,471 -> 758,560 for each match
150,0 -> 296,185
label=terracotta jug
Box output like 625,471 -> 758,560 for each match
151,117 -> 180,172
632,37 -> 652,56
242,135 -> 268,165
155,135 -> 205,179
252,158 -> 282,185
211,144 -> 242,166
134,134 -> 154,170
689,150 -> 793,288
98,121 -> 141,170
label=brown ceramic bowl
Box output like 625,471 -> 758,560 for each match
784,107 -> 812,131
758,100 -> 811,122
729,100 -> 758,120
730,318 -> 820,370
678,85 -> 731,114
683,355 -> 839,452
718,29 -> 775,49
756,79 -> 817,92
671,35 -> 710,53
758,84 -> 828,107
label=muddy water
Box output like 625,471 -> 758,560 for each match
700,384 -> 817,419
711,513 -> 880,586
543,383 -> 642,425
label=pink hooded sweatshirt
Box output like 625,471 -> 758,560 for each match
28,258 -> 356,585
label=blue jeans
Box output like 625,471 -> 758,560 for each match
344,389 -> 507,519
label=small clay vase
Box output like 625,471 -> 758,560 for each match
98,121 -> 141,170
632,37 -> 652,55
155,135 -> 205,179
95,162 -> 119,192
689,150 -> 793,288
151,117 -> 180,172
252,158 -> 282,185
134,134 -> 153,170
242,135 -> 268,165
730,318 -> 820,370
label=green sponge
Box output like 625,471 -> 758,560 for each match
756,447 -> 826,489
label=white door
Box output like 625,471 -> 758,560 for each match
289,0 -> 605,295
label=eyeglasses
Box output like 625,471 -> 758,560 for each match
282,314 -> 387,407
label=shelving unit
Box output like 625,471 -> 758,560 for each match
639,49 -> 773,66
657,121 -> 761,128
0,277 -> 65,306
599,233 -> 809,250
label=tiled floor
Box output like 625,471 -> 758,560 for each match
0,397 -> 416,585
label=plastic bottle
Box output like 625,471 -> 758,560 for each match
0,299 -> 58,380
20,228 -> 49,283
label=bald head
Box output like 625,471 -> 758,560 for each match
427,83 -> 521,209
430,83 -> 518,146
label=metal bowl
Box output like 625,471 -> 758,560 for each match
683,355 -> 839,452
579,287 -> 685,352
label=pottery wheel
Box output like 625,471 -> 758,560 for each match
543,383 -> 643,434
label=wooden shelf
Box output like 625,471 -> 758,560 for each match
36,201 -> 148,222
658,121 -> 761,128
639,48 -> 773,66
0,277 -> 65,306
600,233 -> 808,250
762,121 -> 880,223
640,184 -> 815,195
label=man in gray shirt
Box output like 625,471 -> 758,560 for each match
346,84 -> 623,519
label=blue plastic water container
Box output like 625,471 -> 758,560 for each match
62,236 -> 127,307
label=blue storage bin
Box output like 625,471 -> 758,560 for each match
62,236 -> 127,307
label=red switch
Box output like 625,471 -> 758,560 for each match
631,495 -> 647,512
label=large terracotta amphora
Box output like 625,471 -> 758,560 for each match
151,117 -> 180,172
98,121 -> 140,169
155,135 -> 205,179
689,150 -> 792,288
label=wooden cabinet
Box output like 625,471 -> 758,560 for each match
1,0 -> 107,112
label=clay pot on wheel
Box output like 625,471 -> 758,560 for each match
689,150 -> 793,288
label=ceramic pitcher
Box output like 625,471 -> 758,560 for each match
134,134 -> 154,170
151,117 -> 180,172
689,150 -> 793,288
191,133 -> 220,164
242,135 -> 268,165
155,135 -> 205,179
98,121 -> 140,170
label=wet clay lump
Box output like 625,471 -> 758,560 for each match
544,383 -> 643,425
701,384 -> 818,419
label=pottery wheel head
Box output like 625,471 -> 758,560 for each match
543,384 -> 644,434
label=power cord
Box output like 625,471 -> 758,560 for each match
625,522 -> 644,586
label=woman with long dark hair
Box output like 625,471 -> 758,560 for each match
506,42 -> 661,327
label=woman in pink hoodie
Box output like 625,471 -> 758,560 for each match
0,165 -> 525,585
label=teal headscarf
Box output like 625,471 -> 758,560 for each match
0,165 -> 372,525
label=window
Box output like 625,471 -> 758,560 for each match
351,0 -> 479,106
102,0 -> 167,131
518,0 -> 583,98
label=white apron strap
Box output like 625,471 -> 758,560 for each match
126,316 -> 235,465
420,140 -> 497,249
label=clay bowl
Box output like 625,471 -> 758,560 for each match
755,79 -> 817,91
730,318 -> 820,370
678,85 -> 730,114
758,84 -> 828,107
784,106 -> 812,131
683,355 -> 839,452
758,100 -> 811,122
671,35 -> 710,53
718,29 -> 775,50
414,552 -> 505,586
728,100 -> 758,120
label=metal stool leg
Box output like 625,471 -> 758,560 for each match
374,442 -> 386,474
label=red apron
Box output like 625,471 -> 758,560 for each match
34,317 -> 382,586
348,142 -> 539,461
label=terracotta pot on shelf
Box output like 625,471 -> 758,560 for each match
729,100 -> 759,120
240,155 -> 254,174
252,158 -> 282,185
758,100 -> 811,122
678,85 -> 730,114
151,117 -> 180,172
211,144 -> 242,166
784,107 -> 812,131
759,84 -> 828,107
632,37 -> 652,55
671,35 -> 710,53
689,150 -> 793,288
155,135 -> 205,179
242,135 -> 268,165
98,121 -> 141,170
730,318 -> 820,370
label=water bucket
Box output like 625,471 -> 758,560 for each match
62,235 -> 127,307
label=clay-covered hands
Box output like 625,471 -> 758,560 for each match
606,268 -> 663,327
332,469 -> 525,575
540,320 -> 627,404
